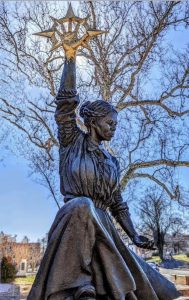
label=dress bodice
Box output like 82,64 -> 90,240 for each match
59,132 -> 119,208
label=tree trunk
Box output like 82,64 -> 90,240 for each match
158,233 -> 165,261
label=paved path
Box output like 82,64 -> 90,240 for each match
160,268 -> 189,276
159,268 -> 189,299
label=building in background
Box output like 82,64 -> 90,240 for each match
165,234 -> 189,255
0,232 -> 42,276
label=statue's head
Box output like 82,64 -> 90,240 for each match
80,100 -> 118,141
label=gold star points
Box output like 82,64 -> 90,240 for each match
34,3 -> 107,60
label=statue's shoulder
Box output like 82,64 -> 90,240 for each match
110,154 -> 120,169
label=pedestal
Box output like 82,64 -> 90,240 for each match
0,284 -> 20,300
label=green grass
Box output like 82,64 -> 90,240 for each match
146,254 -> 189,264
146,256 -> 162,264
14,275 -> 35,284
173,254 -> 189,263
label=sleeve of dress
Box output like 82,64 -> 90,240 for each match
55,59 -> 80,148
110,158 -> 128,214
110,159 -> 138,240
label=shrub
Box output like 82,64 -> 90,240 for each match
1,257 -> 17,283
152,252 -> 159,256
186,252 -> 189,258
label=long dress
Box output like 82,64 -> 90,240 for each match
28,65 -> 180,300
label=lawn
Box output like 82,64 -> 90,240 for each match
14,275 -> 35,284
173,254 -> 189,263
146,256 -> 162,264
146,254 -> 189,264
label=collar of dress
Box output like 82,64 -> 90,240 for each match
86,135 -> 110,159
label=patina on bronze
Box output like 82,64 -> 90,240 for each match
29,4 -> 181,300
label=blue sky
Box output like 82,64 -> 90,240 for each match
0,151 -> 58,242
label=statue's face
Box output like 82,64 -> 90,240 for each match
92,111 -> 118,141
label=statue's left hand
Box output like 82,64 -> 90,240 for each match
132,235 -> 156,250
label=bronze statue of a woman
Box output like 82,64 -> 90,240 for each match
28,4 -> 180,300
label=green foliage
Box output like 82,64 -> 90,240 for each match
152,252 -> 159,257
1,257 -> 17,283
186,252 -> 189,258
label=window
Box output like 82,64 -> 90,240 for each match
21,262 -> 25,271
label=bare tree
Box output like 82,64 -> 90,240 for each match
38,234 -> 48,255
136,188 -> 185,260
0,1 -> 189,207
167,217 -> 188,254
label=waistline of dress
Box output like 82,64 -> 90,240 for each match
64,194 -> 108,211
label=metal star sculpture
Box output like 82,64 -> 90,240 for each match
34,3 -> 107,60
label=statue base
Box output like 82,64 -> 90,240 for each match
0,284 -> 20,300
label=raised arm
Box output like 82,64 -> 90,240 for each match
55,59 -> 80,148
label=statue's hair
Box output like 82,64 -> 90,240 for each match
80,100 -> 117,127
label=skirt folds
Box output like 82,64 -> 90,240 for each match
28,197 -> 180,300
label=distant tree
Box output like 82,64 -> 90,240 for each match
1,256 -> 17,283
37,234 -> 48,255
137,188 -> 185,260
22,236 -> 29,243
169,218 -> 188,254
